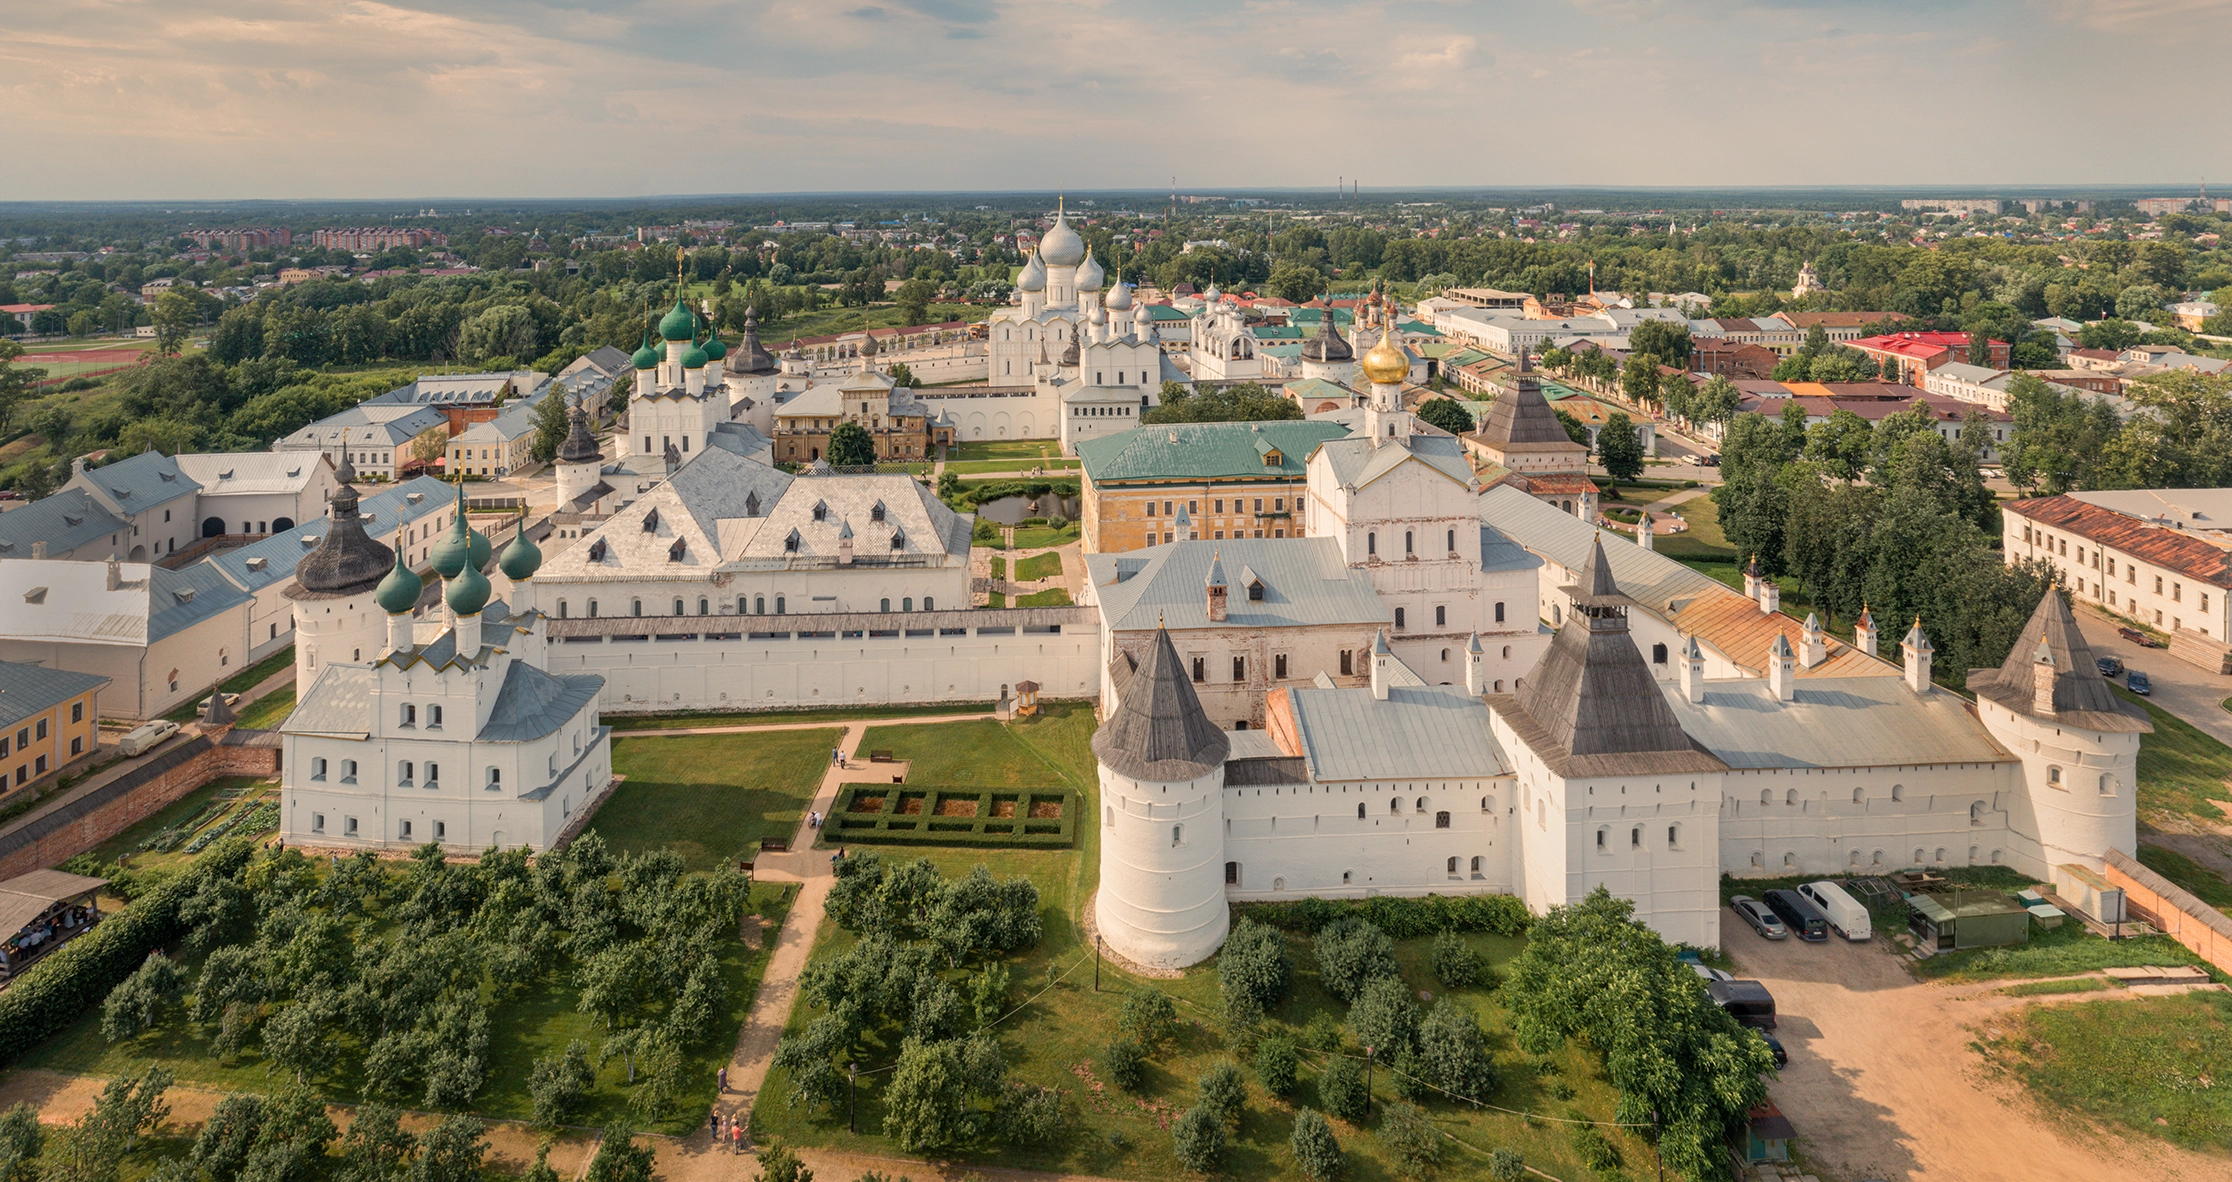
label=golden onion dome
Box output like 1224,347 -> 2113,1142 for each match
1359,323 -> 1408,385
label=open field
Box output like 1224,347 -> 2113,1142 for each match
1651,492 -> 1735,559
858,717 -> 1070,788
1012,552 -> 1063,582
2121,683 -> 2232,830
601,729 -> 841,870
1979,992 -> 2232,1152
604,702 -> 995,732
950,440 -> 1065,462
232,686 -> 296,730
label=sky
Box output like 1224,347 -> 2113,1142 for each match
4,0 -> 2231,201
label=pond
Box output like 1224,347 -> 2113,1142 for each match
975,494 -> 1082,524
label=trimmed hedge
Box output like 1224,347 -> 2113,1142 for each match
1233,892 -> 1531,939
0,837 -> 256,1067
826,785 -> 1075,849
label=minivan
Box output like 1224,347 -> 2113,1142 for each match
1763,889 -> 1830,942
118,719 -> 179,757
1799,880 -> 1872,942
1708,979 -> 1777,1029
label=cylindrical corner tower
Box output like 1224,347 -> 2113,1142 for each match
1093,626 -> 1232,969
286,459 -> 395,689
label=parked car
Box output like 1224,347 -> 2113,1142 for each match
1757,1029 -> 1788,1068
2126,670 -> 2152,695
2096,655 -> 2123,678
1730,895 -> 1788,940
1763,889 -> 1832,942
1700,454 -> 1722,467
1686,961 -> 1735,983
2117,625 -> 2158,648
118,720 -> 179,757
1798,880 -> 1873,941
1707,979 -> 1778,1029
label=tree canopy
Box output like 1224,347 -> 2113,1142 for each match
1143,382 -> 1302,425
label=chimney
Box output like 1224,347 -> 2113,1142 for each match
837,519 -> 854,566
1758,576 -> 1780,615
1799,612 -> 1826,668
1637,514 -> 1654,552
1464,631 -> 1485,695
1742,554 -> 1762,600
1205,550 -> 1228,622
2030,637 -> 2060,716
71,455 -> 87,479
1902,617 -> 1934,694
1768,633 -> 1796,701
1370,629 -> 1392,700
32,541 -> 48,560
1680,635 -> 1706,703
1854,604 -> 1879,657
105,555 -> 121,591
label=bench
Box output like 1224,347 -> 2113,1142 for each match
759,838 -> 791,853
869,750 -> 894,763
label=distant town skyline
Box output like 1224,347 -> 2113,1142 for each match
5,0 -> 2229,201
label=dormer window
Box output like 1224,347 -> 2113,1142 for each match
870,500 -> 886,522
1247,579 -> 1264,601
642,507 -> 659,532
890,530 -> 905,551
23,588 -> 46,605
812,501 -> 827,522
745,491 -> 760,517
588,538 -> 608,562
785,529 -> 801,553
668,538 -> 687,562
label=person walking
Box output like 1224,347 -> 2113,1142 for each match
718,1065 -> 728,1093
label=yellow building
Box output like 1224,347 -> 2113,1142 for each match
0,662 -> 109,792
1076,421 -> 1350,553
773,369 -> 953,466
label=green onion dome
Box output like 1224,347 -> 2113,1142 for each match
467,520 -> 492,571
632,339 -> 660,369
445,560 -> 491,617
702,334 -> 727,361
681,343 -> 708,369
658,297 -> 696,341
428,488 -> 473,579
498,525 -> 541,582
374,545 -> 423,615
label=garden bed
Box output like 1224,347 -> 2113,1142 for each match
826,786 -> 1075,848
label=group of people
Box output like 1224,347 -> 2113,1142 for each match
709,1067 -> 747,1150
0,902 -> 97,974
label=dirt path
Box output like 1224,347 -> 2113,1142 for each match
1726,913 -> 2232,1182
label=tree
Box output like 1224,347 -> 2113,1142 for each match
1488,1147 -> 1526,1182
1119,988 -> 1176,1048
459,305 -> 539,364
1290,1108 -> 1345,1182
1231,1024 -> 1291,1094
1415,397 -> 1475,436
1377,1100 -> 1441,1180
584,1126 -> 656,1182
1219,919 -> 1293,1020
1315,1054 -> 1368,1122
1620,353 -> 1662,406
1170,1105 -> 1224,1174
1688,374 -> 1740,428
893,276 -> 936,325
1198,1062 -> 1247,1130
882,1037 -> 977,1154
411,1115 -> 489,1182
151,291 -> 198,357
1266,265 -> 1325,304
826,421 -> 876,467
1143,382 -> 1302,424
529,1041 -> 595,1127
753,1140 -> 813,1182
532,392 -> 574,464
2004,374 -> 2121,494
1415,1000 -> 1497,1103
1346,976 -> 1419,1059
408,424 -> 448,472
1429,932 -> 1481,989
1314,918 -> 1398,1003
1552,408 -> 1590,448
337,1103 -> 416,1182
1596,412 -> 1644,483
100,952 -> 186,1042
2079,318 -> 2141,351
0,1103 -> 44,1182
1104,1038 -> 1145,1092
48,1066 -> 171,1182
885,361 -> 916,389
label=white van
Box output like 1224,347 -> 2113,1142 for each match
1799,880 -> 1871,941
118,720 -> 179,757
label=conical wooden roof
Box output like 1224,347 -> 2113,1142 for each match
1093,626 -> 1230,782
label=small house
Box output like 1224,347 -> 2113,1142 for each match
1907,889 -> 2032,951
1741,1102 -> 1794,1164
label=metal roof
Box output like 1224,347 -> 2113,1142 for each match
0,489 -> 126,557
1664,676 -> 2012,769
1286,683 -> 1510,782
2014,494 -> 2232,588
0,868 -> 108,939
1087,538 -> 1386,633
281,665 -> 373,738
173,452 -> 322,497
0,661 -> 109,728
478,659 -> 604,742
79,451 -> 202,513
1310,433 -> 1474,493
1077,421 -> 1349,484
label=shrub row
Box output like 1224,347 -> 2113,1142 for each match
1232,892 -> 1531,939
0,837 -> 256,1067
825,786 -> 1076,850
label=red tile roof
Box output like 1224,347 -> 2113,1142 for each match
1778,311 -> 1909,329
2006,496 -> 2232,588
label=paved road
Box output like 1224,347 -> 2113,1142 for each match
2072,605 -> 2232,749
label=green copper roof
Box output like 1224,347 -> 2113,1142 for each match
658,297 -> 696,341
374,545 -> 423,614
681,343 -> 709,369
702,334 -> 727,360
1077,420 -> 1350,484
428,487 -> 473,578
445,560 -> 491,617
498,525 -> 541,582
632,339 -> 660,369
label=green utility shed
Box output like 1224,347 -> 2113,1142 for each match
1907,889 -> 2032,950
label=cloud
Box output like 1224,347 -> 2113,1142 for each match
847,6 -> 890,19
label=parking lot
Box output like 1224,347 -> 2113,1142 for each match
1722,906 -> 2232,1182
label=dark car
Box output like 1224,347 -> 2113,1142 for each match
1757,1029 -> 1788,1068
1700,454 -> 1722,467
2118,625 -> 2158,648
1763,889 -> 1831,942
1708,979 -> 1778,1030
2127,670 -> 2152,696
2097,655 -> 2123,678
1730,895 -> 1789,940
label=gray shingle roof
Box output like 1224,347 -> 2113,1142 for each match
1474,366 -> 1586,450
81,450 -> 201,512
0,489 -> 126,557
1087,538 -> 1386,632
1285,683 -> 1509,782
1967,590 -> 2152,733
0,661 -> 109,729
478,659 -> 604,742
1092,626 -> 1229,781
281,665 -> 372,737
276,405 -> 448,451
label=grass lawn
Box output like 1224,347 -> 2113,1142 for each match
2139,844 -> 2232,914
1979,992 -> 2232,1151
2120,685 -> 2232,830
1913,912 -> 2204,982
989,555 -> 1006,581
233,687 -> 296,731
606,702 -> 996,732
944,458 -> 1082,475
860,717 -> 1070,788
1015,587 -> 1073,607
598,730 -> 840,871
1654,494 -> 1736,560
1012,552 -> 1062,582
1012,521 -> 1082,550
164,646 -> 296,722
756,702 -> 1653,1181
951,440 -> 1065,462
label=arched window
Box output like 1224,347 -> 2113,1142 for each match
1225,861 -> 1239,885
1891,783 -> 1904,802
631,598 -> 643,617
754,596 -> 765,614
1631,826 -> 1643,848
2047,765 -> 2063,786
1405,530 -> 1414,554
1469,856 -> 1483,876
487,767 -> 501,788
402,704 -> 417,726
1480,796 -> 1491,812
1914,848 -> 1927,865
1969,801 -> 1986,826
1596,826 -> 1608,850
1367,532 -> 1377,556
1782,851 -> 1796,868
588,599 -> 599,617
1390,798 -> 1402,814
1446,856 -> 1460,876
881,598 -> 891,613
1494,602 -> 1506,623
558,600 -> 569,618
903,597 -> 913,612
673,598 -> 685,616
776,596 -> 786,614
698,598 -> 709,616
1356,802 -> 1366,820
1342,871 -> 1353,884
923,597 -> 934,611
1760,789 -> 1772,805
399,760 -> 415,784
1785,788 -> 1798,806
2099,773 -> 2115,796
1171,824 -> 1184,847
1854,787 -> 1865,803
1447,529 -> 1456,553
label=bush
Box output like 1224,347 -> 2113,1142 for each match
1431,932 -> 1483,990
1219,918 -> 1293,1016
1198,1062 -> 1246,1130
1570,1120 -> 1622,1175
1255,1036 -> 1300,1097
1315,918 -> 1398,1003
1235,893 -> 1531,939
1290,1108 -> 1345,1182
1104,1038 -> 1145,1092
528,1040 -> 594,1127
100,951 -> 186,1042
1347,975 -> 1419,1057
1378,1099 -> 1442,1180
1000,1083 -> 1066,1146
1489,1147 -> 1526,1182
1304,1012 -> 1345,1052
1316,1054 -> 1368,1122
1119,988 -> 1176,1047
1417,1000 -> 1497,1104
1171,1105 -> 1224,1174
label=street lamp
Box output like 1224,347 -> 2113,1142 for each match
848,1063 -> 859,1133
1363,1046 -> 1374,1116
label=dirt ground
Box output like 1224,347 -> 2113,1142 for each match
1725,911 -> 2232,1182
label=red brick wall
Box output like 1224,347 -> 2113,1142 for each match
2105,849 -> 2232,977
0,738 -> 279,880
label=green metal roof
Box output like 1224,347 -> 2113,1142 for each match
1282,377 -> 1353,404
1252,326 -> 1305,341
1078,420 -> 1350,484
1144,305 -> 1193,321
1289,308 -> 1355,327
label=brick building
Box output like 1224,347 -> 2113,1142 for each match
1077,421 -> 1349,553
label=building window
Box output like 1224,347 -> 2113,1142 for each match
1357,803 -> 1366,820
1667,824 -> 1681,849
1494,601 -> 1505,623
401,704 -> 416,727
1171,824 -> 1183,847
488,768 -> 502,790
1225,861 -> 1238,885
922,597 -> 933,611
1105,805 -> 1114,827
71,702 -> 83,723
632,599 -> 642,617
904,597 -> 913,612
1631,826 -> 1643,848
1394,607 -> 1406,630
1434,811 -> 1451,829
881,598 -> 891,613
311,757 -> 328,781
434,821 -> 446,840
312,813 -> 325,834
558,600 -> 569,618
588,599 -> 599,617
2099,774 -> 2114,796
1367,532 -> 1376,556
400,820 -> 413,840
346,816 -> 360,836
1274,654 -> 1288,679
1192,656 -> 1206,683
1652,643 -> 1668,664
71,736 -> 82,756
426,762 -> 439,787
2047,765 -> 2063,787
1446,857 -> 1460,877
1340,649 -> 1353,675
1433,605 -> 1446,626
341,760 -> 356,784
1232,656 -> 1246,681
399,761 -> 414,785
428,705 -> 442,729
1405,530 -> 1414,555
776,596 -> 786,614
1892,783 -> 1905,802
1596,826 -> 1607,850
